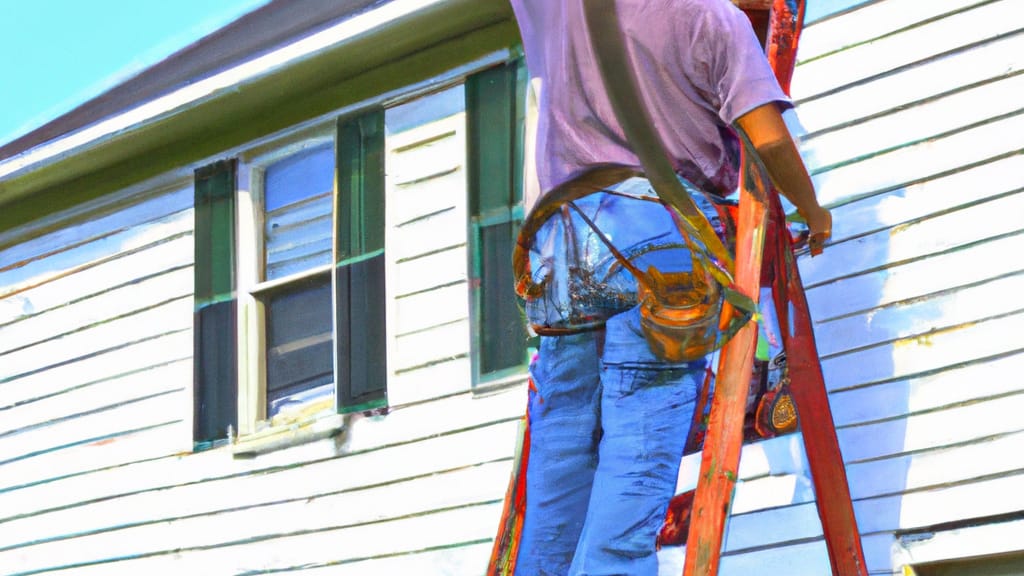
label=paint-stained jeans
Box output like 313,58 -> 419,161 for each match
515,306 -> 705,576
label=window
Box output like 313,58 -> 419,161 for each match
257,143 -> 335,419
466,60 -> 531,385
193,110 -> 386,449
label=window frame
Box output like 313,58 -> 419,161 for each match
236,132 -> 338,436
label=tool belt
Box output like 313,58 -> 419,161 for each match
514,165 -> 756,362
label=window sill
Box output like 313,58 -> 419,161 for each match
231,409 -> 345,458
472,370 -> 529,397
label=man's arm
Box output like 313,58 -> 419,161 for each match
735,102 -> 832,255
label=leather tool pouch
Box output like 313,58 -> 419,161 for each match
514,166 -> 754,362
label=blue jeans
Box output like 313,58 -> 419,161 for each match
516,306 -> 706,576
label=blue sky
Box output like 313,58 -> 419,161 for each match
0,0 -> 270,147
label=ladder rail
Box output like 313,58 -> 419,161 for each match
683,1 -> 868,574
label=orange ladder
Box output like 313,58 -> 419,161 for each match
682,1 -> 867,574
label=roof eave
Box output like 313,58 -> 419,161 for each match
0,0 -> 515,214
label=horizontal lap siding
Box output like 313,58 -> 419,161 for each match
387,106 -> 475,393
714,1 -> 1024,573
1,78 -> 525,574
0,188 -> 194,497
0,391 -> 524,575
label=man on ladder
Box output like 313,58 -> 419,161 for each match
490,1 -> 838,574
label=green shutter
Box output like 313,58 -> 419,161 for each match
466,60 -> 530,383
193,159 -> 238,447
335,111 -> 387,412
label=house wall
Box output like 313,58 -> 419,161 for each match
0,87 -> 526,576
1,0 -> 1021,575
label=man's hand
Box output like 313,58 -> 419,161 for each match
799,205 -> 832,257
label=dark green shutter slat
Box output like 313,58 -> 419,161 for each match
337,254 -> 387,410
193,160 -> 238,446
467,60 -> 529,383
337,112 -> 385,259
467,63 -> 515,217
336,111 -> 387,412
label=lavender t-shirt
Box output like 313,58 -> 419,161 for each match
510,0 -> 790,202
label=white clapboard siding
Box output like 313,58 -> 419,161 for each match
392,206 -> 468,259
0,181 -> 196,533
0,329 -> 192,411
0,233 -> 193,327
0,391 -> 186,467
389,356 -> 474,406
896,517 -> 1024,570
796,32 -> 1024,136
801,72 -> 1024,173
791,0 -> 1020,102
800,191 -> 1024,288
0,461 -> 511,574
394,244 -> 468,297
0,424 -> 189,498
0,185 -> 190,270
847,430 -> 1024,502
718,2 -> 1024,571
0,207 -> 193,298
718,539 -> 832,575
395,283 -> 470,336
830,351 -> 1024,428
385,92 -> 473,406
824,153 -> 1023,246
807,232 -> 1024,322
0,360 -> 190,438
264,541 -> 493,576
836,391 -> 1024,464
389,129 -> 464,186
394,318 -> 472,373
814,273 -> 1024,358
675,420 -> 1024,514
0,296 -> 193,379
6,502 -> 503,576
391,168 -> 465,229
821,311 -> 1024,391
0,422 -> 515,574
716,471 -> 1024,556
0,389 -> 523,532
797,0 -> 988,63
717,533 -> 894,575
0,266 -> 192,354
856,473 -> 1024,536
811,111 -> 1024,208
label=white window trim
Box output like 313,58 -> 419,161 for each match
235,131 -> 336,438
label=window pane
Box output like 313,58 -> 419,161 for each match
264,144 -> 334,280
264,272 -> 333,417
480,221 -> 528,374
